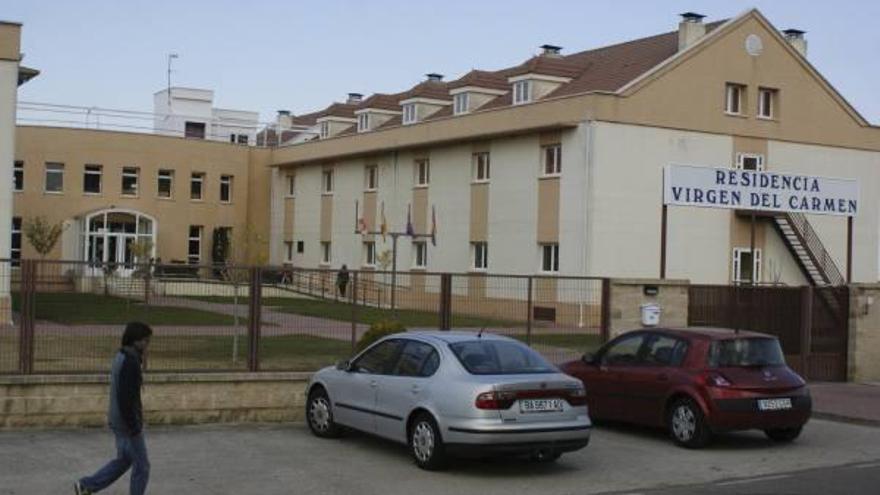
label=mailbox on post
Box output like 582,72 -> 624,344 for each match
640,303 -> 661,327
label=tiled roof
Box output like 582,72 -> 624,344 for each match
358,93 -> 405,112
315,102 -> 359,120
447,70 -> 510,91
400,80 -> 451,101
291,111 -> 321,126
505,55 -> 583,79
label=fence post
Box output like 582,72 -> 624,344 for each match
439,273 -> 452,330
800,286 -> 813,379
351,272 -> 359,353
247,267 -> 263,372
526,276 -> 533,346
19,259 -> 36,374
600,278 -> 611,343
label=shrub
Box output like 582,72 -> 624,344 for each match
355,319 -> 406,353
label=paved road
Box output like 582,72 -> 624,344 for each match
1,419 -> 878,495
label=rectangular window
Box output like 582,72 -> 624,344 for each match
188,226 -> 202,264
454,93 -> 469,115
11,217 -> 21,267
236,134 -> 248,145
365,165 -> 378,191
320,121 -> 330,139
157,169 -> 173,198
472,242 -> 488,270
321,241 -> 331,264
220,175 -> 233,202
296,240 -> 305,254
542,144 -> 562,176
83,164 -> 102,194
185,121 -> 206,139
758,87 -> 777,119
357,113 -> 370,132
732,248 -> 762,284
513,80 -> 532,104
44,162 -> 64,193
413,241 -> 427,268
403,104 -> 417,124
725,83 -> 745,115
13,161 -> 23,192
190,172 -> 204,200
472,152 -> 490,182
322,170 -> 334,193
121,167 -> 139,196
285,173 -> 296,197
414,159 -> 430,186
363,241 -> 376,266
736,153 -> 765,171
285,242 -> 293,262
540,243 -> 559,273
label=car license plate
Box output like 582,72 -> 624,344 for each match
519,399 -> 564,413
757,398 -> 792,411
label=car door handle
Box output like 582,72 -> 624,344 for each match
370,380 -> 378,388
411,385 -> 421,394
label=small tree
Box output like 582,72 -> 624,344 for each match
211,227 -> 232,278
23,216 -> 65,259
129,239 -> 155,278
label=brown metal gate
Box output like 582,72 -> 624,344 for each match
688,285 -> 849,382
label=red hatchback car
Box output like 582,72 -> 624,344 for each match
560,327 -> 811,448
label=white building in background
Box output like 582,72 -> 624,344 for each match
153,87 -> 259,145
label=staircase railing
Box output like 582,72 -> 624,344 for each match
785,212 -> 845,286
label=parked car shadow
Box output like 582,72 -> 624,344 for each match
593,420 -> 797,451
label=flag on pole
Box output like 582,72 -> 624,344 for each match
357,217 -> 368,235
430,205 -> 437,246
405,204 -> 414,237
380,202 -> 388,242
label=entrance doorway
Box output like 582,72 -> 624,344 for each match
83,209 -> 156,277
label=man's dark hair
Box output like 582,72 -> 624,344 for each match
122,321 -> 153,347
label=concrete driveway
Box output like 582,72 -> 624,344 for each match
1,419 -> 879,494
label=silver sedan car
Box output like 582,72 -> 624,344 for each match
305,331 -> 591,469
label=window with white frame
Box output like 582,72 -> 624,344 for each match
121,167 -> 139,196
414,159 -> 430,186
357,113 -> 370,132
285,242 -> 294,262
413,241 -> 427,268
513,80 -> 532,104
725,83 -> 745,115
472,152 -> 490,182
220,175 -> 233,202
540,243 -> 559,273
44,162 -> 64,193
758,87 -> 777,119
322,170 -> 334,193
13,161 -> 23,192
285,173 -> 296,197
365,165 -> 378,191
320,121 -> 330,139
542,144 -> 562,176
403,104 -> 417,124
472,242 -> 488,270
736,153 -> 764,171
454,93 -> 469,115
11,217 -> 21,267
83,164 -> 102,194
363,241 -> 376,266
188,226 -> 203,264
321,241 -> 331,264
732,248 -> 762,284
158,169 -> 173,198
191,172 -> 204,200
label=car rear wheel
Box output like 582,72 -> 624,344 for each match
409,413 -> 447,470
306,388 -> 342,438
765,426 -> 802,442
668,398 -> 711,448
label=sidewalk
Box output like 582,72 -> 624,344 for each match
810,382 -> 880,426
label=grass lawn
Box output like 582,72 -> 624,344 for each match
186,296 -> 517,328
511,333 -> 604,352
11,293 -> 237,326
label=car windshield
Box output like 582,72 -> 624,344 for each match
708,338 -> 786,368
449,340 -> 557,375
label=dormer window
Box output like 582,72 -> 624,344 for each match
513,80 -> 532,104
357,113 -> 370,132
403,104 -> 417,124
454,93 -> 469,115
320,121 -> 330,139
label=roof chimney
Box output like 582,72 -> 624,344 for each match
540,44 -> 563,57
678,12 -> 707,51
277,110 -> 291,116
346,93 -> 363,104
426,73 -> 444,82
782,29 -> 807,57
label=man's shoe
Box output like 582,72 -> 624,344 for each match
74,480 -> 91,495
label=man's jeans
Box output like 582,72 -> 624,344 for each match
80,431 -> 150,495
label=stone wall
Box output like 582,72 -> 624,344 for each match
608,278 -> 689,338
0,372 -> 310,429
849,284 -> 880,382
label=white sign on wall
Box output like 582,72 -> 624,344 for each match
663,165 -> 859,217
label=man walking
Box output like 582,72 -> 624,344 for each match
75,321 -> 152,495
336,264 -> 350,299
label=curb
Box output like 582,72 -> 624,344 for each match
813,412 -> 880,428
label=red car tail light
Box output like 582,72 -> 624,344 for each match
475,391 -> 516,410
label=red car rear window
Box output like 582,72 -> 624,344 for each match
707,338 -> 786,368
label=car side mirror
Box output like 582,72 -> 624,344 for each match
582,352 -> 597,365
335,360 -> 352,372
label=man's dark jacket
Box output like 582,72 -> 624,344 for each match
108,346 -> 144,436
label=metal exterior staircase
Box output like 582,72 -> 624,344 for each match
772,212 -> 845,287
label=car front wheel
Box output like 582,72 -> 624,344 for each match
668,398 -> 711,448
765,426 -> 803,442
306,387 -> 342,438
409,413 -> 447,470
